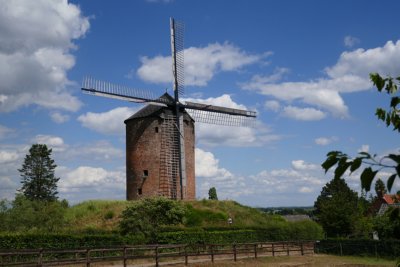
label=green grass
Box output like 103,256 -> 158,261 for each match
64,200 -> 129,232
64,199 -> 287,232
184,200 -> 285,228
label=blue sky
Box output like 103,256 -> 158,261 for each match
0,0 -> 399,207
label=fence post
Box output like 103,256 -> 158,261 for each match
210,245 -> 214,263
86,249 -> 90,267
155,246 -> 159,267
339,242 -> 343,256
287,242 -> 290,256
254,244 -> 257,259
123,246 -> 127,267
375,243 -> 378,259
272,243 -> 275,257
38,249 -> 43,267
301,242 -> 304,255
184,245 -> 188,266
233,244 -> 237,262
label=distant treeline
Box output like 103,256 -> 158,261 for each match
257,207 -> 314,216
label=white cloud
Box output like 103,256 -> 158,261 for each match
242,40 -> 400,117
282,106 -> 326,121
0,150 -> 19,164
247,67 -> 289,84
136,42 -> 269,86
291,160 -> 319,171
315,136 -> 338,146
64,141 -> 124,161
358,144 -> 370,153
0,0 -> 89,112
78,107 -> 138,135
344,36 -> 360,48
299,186 -> 313,193
183,94 -> 280,147
32,135 -> 66,152
195,147 -> 330,206
264,100 -> 281,112
50,112 -> 70,124
195,148 -> 233,179
57,166 -> 125,201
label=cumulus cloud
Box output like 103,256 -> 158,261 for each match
344,35 -> 360,48
183,94 -> 280,147
0,150 -> 19,164
291,160 -> 319,171
50,112 -> 70,124
0,0 -> 90,112
136,42 -> 269,86
282,106 -> 326,121
32,135 -> 66,152
195,148 -> 331,206
195,148 -> 233,179
264,100 -> 281,112
63,140 -> 124,162
315,136 -> 338,146
57,166 -> 125,201
242,40 -> 400,118
78,107 -> 138,135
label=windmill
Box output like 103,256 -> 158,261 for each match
81,18 -> 256,200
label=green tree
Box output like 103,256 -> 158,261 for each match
374,178 -> 387,198
314,177 -> 359,237
0,195 -> 67,233
119,197 -> 186,242
373,206 -> 400,239
208,187 -> 218,200
19,144 -> 59,201
322,73 -> 400,192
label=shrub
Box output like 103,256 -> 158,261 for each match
119,197 -> 186,242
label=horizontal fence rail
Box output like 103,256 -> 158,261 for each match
0,241 -> 315,266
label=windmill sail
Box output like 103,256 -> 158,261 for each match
81,77 -> 170,105
170,18 -> 186,199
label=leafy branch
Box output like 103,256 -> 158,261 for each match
321,73 -> 400,192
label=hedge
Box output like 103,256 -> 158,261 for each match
316,239 -> 400,259
0,221 -> 323,249
0,234 -> 140,249
158,221 -> 323,244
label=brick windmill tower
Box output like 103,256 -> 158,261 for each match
81,18 -> 256,200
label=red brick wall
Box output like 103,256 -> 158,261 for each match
125,111 -> 195,200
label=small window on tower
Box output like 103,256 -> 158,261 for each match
155,127 -> 159,133
143,170 -> 148,177
138,188 -> 142,195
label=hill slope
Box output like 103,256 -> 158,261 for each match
65,199 -> 288,232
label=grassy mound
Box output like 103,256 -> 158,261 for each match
65,199 -> 286,232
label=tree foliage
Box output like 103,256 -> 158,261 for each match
119,197 -> 186,242
373,207 -> 400,239
314,177 -> 359,237
375,178 -> 387,197
208,187 -> 218,200
0,195 -> 68,233
19,144 -> 59,201
322,73 -> 400,192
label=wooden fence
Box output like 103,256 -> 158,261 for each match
0,241 -> 315,266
